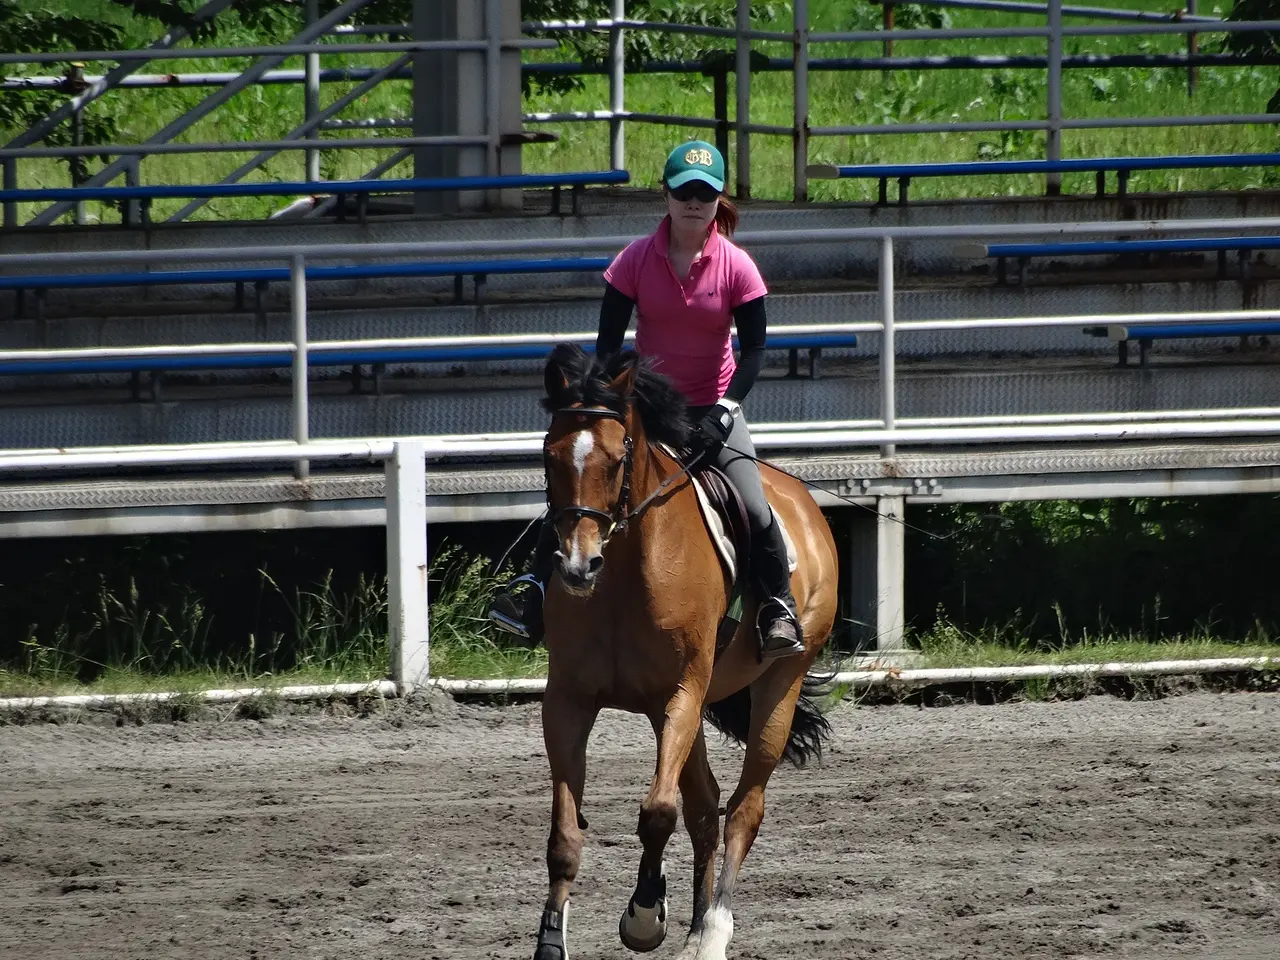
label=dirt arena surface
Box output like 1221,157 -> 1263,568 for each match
1,690 -> 1278,960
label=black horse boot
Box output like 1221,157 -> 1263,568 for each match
750,511 -> 805,659
489,521 -> 556,645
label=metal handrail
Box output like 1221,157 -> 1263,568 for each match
4,215 -> 1280,268
0,38 -> 553,65
1,217 -> 1277,469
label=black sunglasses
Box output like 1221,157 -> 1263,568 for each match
668,182 -> 721,204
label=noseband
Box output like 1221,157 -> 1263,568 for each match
545,407 -> 635,544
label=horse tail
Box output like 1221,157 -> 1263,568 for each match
703,686 -> 832,769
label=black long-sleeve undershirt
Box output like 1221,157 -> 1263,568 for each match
593,282 -> 768,403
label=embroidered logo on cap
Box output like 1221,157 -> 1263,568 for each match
684,147 -> 714,167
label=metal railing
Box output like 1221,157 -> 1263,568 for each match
1,0 -> 557,227
524,3 -> 1280,201
2,214 -> 1279,464
5,0 -> 1279,222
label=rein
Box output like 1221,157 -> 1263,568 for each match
546,406 -> 704,544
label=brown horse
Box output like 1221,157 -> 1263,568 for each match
529,344 -> 840,960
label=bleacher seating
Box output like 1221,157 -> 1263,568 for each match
957,235 -> 1280,286
807,153 -> 1280,206
0,170 -> 631,227
1081,320 -> 1280,367
4,256 -> 615,318
0,327 -> 858,399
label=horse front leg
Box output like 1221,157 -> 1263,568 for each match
619,679 -> 708,953
678,726 -> 720,952
685,668 -> 806,960
534,690 -> 598,960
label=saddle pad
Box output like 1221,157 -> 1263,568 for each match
688,468 -> 798,583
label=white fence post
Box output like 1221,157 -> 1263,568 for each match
875,495 -> 907,652
387,441 -> 430,690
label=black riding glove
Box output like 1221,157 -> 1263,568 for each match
694,399 -> 740,457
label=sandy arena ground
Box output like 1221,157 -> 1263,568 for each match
1,691 -> 1278,960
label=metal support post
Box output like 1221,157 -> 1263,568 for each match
386,441 -> 430,690
485,0 -> 502,178
713,66 -> 730,170
879,236 -> 896,458
4,158 -> 16,229
883,1 -> 895,61
1186,0 -> 1198,97
792,0 -> 809,203
122,159 -> 141,226
305,0 -> 321,182
290,254 -> 310,481
734,0 -> 751,199
1046,0 -> 1063,195
609,0 -> 625,170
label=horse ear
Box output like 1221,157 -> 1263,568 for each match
543,343 -> 581,408
544,360 -> 570,407
606,357 -> 639,398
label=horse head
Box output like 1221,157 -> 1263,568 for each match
539,343 -> 690,595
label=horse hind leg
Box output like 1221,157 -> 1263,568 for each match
682,667 -> 820,960
534,692 -> 598,960
619,682 -> 708,953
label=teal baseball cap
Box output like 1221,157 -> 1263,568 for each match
663,140 -> 725,192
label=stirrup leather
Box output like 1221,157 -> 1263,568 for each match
488,573 -> 545,639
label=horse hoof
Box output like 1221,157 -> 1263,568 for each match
619,901 -> 667,953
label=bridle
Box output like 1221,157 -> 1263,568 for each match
544,405 -> 704,548
545,407 -> 635,547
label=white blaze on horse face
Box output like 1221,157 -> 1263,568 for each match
572,430 -> 594,477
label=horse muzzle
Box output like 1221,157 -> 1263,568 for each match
554,549 -> 603,596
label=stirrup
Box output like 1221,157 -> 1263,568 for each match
756,597 -> 804,659
488,573 -> 544,639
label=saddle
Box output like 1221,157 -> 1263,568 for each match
680,454 -> 798,658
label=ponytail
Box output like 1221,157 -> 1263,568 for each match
714,193 -> 739,237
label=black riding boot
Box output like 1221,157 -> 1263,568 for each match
489,521 -> 556,645
750,511 -> 805,659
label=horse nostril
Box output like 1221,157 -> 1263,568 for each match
587,554 -> 604,575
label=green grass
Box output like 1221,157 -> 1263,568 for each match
0,543 -> 546,699
913,612 -> 1280,668
4,0 -> 1278,224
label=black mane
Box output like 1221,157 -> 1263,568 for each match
543,344 -> 691,449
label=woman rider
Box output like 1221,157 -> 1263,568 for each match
489,139 -> 803,660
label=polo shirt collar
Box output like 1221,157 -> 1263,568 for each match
654,215 -> 722,261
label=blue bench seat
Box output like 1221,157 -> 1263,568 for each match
4,256 -> 614,317
0,326 -> 857,399
1082,320 -> 1280,367
1,170 -> 631,227
808,153 -> 1280,206
958,236 -> 1280,286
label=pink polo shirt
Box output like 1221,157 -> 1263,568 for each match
602,216 -> 768,406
